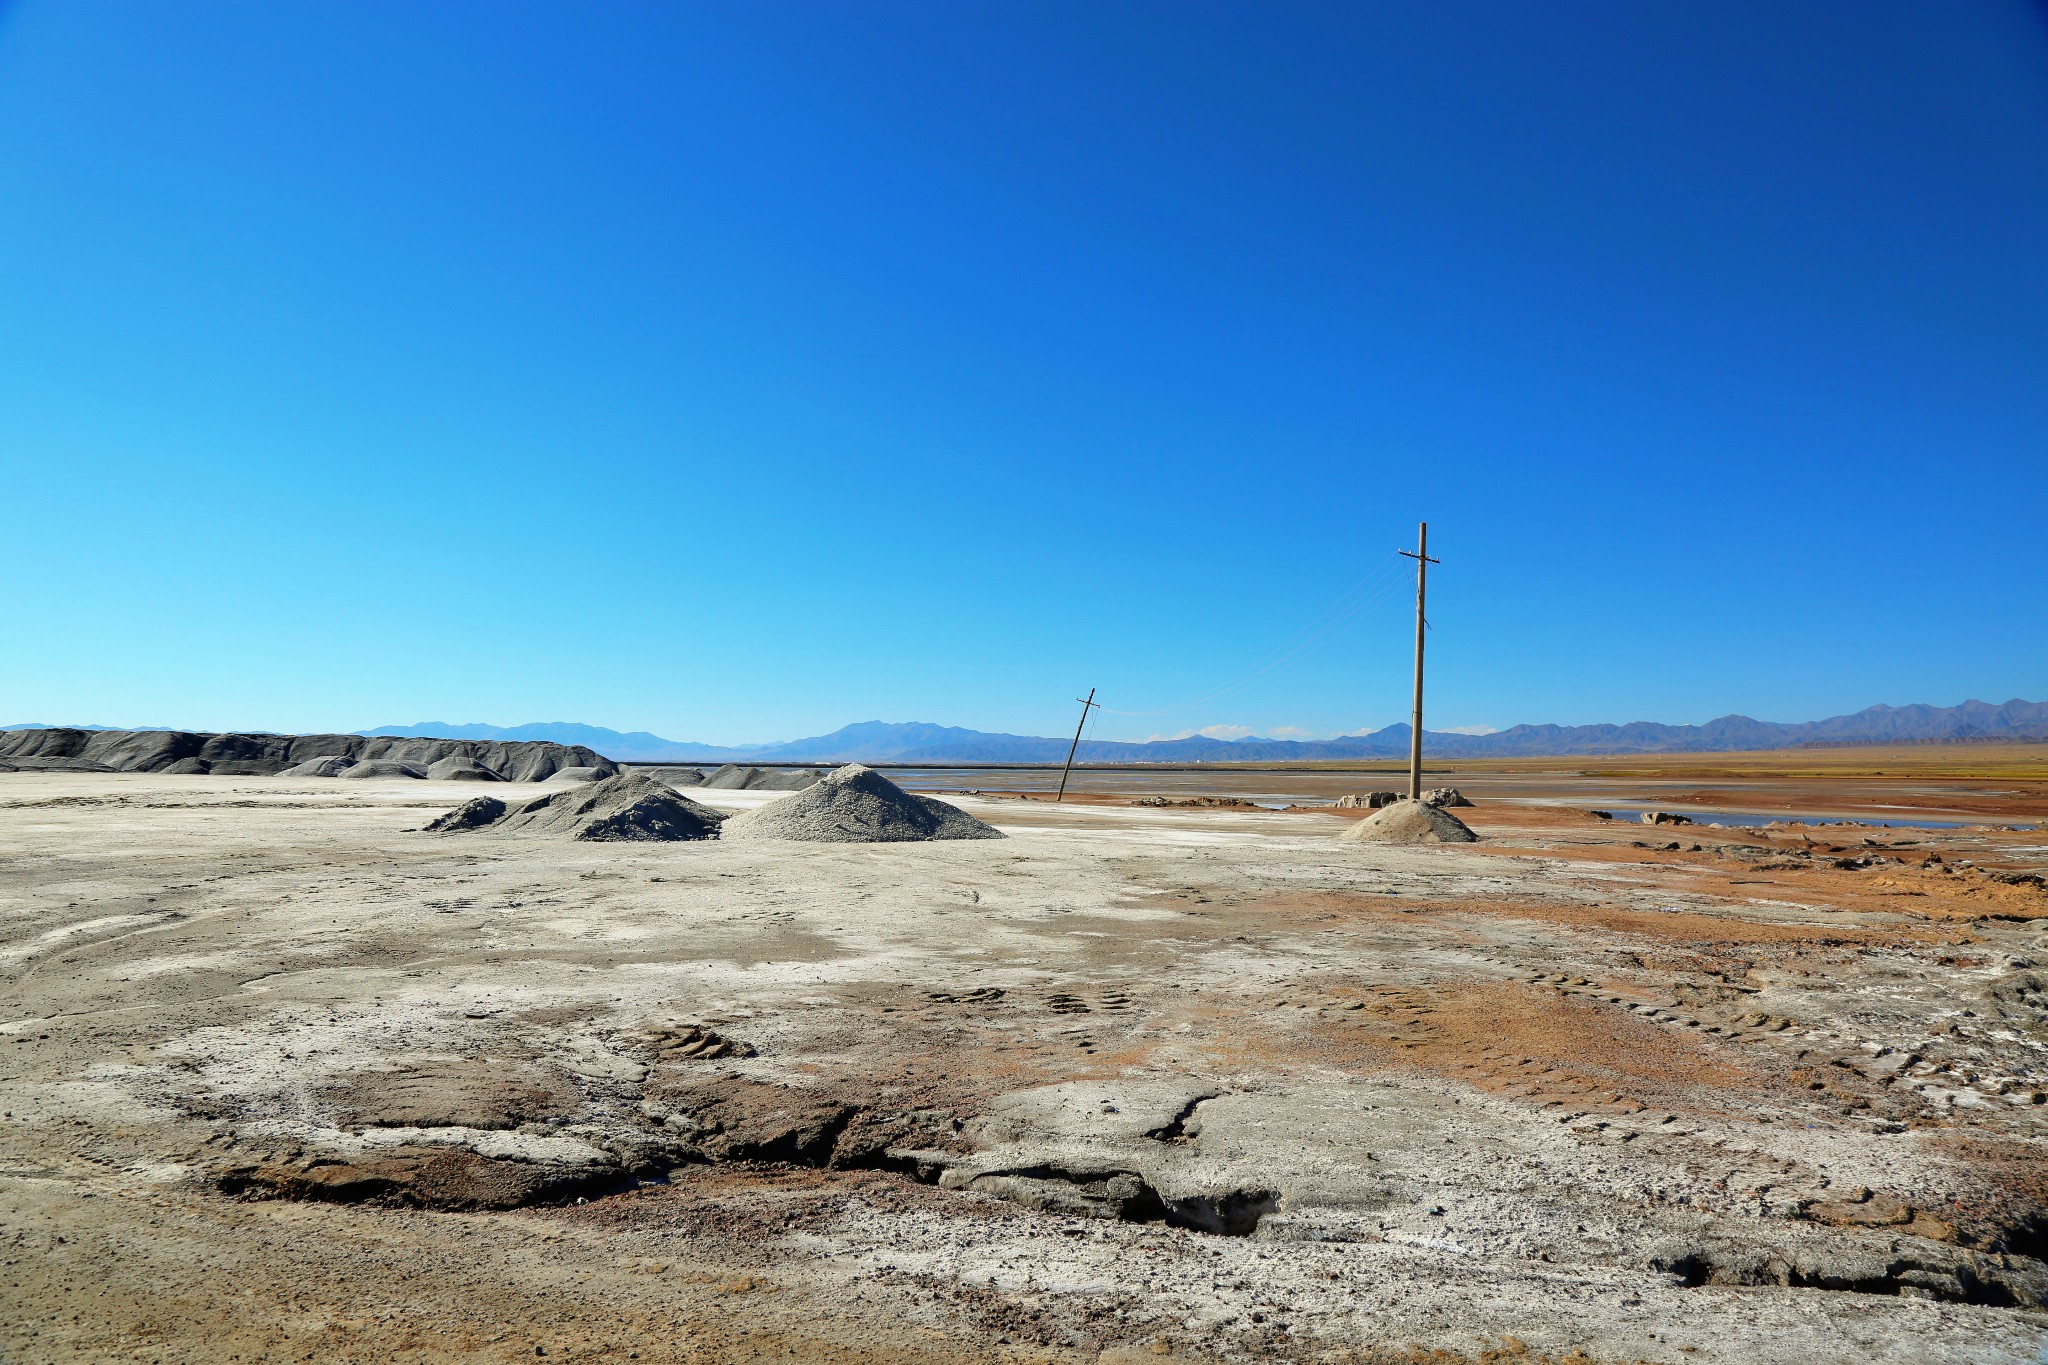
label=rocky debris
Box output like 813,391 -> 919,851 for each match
1134,795 -> 1256,808
0,726 -> 613,781
937,1164 -> 1276,1236
723,764 -> 1002,843
423,796 -> 508,832
1641,810 -> 1694,826
645,1075 -> 857,1165
1650,1232 -> 2048,1309
1333,791 -> 1402,810
339,760 -> 426,780
442,773 -> 726,842
1588,809 -> 1615,819
701,764 -> 821,791
1422,787 -> 1473,807
218,1145 -> 623,1212
281,755 -> 356,778
1338,798 -> 1479,844
424,756 -> 503,781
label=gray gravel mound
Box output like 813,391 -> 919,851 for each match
723,763 -> 1002,843
339,760 -> 426,780
487,773 -> 725,842
636,766 -> 707,787
425,796 -> 508,833
540,766 -> 609,785
1339,799 -> 1478,844
281,755 -> 357,778
701,764 -> 821,791
426,756 -> 503,782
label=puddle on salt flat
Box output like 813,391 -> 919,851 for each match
1582,806 -> 2021,831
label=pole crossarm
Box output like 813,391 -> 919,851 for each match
1055,688 -> 1099,803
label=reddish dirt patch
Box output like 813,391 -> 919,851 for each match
1303,980 -> 1779,1120
1243,888 -> 1962,949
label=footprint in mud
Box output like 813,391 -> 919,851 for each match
925,987 -> 1006,1006
628,1021 -> 755,1061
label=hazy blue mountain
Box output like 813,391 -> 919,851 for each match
359,698 -> 2048,764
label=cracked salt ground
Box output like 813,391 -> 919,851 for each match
4,772 -> 2048,1362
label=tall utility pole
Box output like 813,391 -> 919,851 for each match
1399,523 -> 1440,802
1055,688 -> 1099,803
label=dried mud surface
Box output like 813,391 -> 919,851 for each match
2,771 -> 2046,1363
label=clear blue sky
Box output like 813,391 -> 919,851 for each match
2,2 -> 2043,744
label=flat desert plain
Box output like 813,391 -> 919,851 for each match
3,754 -> 2046,1364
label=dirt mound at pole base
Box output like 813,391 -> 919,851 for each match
476,773 -> 725,841
1339,799 -> 1479,844
723,763 -> 1002,842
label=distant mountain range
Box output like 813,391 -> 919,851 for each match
365,698 -> 2048,764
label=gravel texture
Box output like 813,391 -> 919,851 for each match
722,762 -> 1003,842
1339,797 -> 1480,842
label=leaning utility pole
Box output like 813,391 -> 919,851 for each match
1055,687 -> 1099,803
1399,523 -> 1439,802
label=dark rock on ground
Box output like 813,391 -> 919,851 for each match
218,1148 -> 620,1212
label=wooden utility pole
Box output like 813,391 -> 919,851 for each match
1055,688 -> 1099,803
1399,523 -> 1439,802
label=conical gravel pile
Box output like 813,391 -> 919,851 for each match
429,773 -> 726,841
722,763 -> 1002,842
1338,799 -> 1479,844
425,796 -> 508,832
